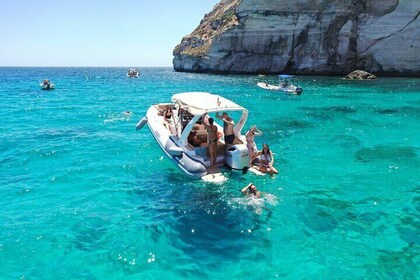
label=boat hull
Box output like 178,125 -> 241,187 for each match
257,82 -> 302,95
40,85 -> 55,90
145,106 -> 207,179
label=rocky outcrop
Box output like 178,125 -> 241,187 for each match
173,0 -> 420,76
344,70 -> 376,79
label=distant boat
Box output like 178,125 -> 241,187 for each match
39,79 -> 55,90
127,69 -> 139,78
257,74 -> 303,95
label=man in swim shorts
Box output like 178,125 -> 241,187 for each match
216,112 -> 235,147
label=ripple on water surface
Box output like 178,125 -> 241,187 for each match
0,68 -> 418,278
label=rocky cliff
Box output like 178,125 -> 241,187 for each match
173,0 -> 419,75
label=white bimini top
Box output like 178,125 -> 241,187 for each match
171,92 -> 246,115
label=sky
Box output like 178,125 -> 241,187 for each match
0,0 -> 219,67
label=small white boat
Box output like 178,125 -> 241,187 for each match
127,69 -> 139,78
39,79 -> 55,90
257,74 -> 303,95
136,92 -> 251,182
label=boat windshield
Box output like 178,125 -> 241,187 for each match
278,74 -> 294,87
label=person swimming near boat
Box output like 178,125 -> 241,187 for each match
254,143 -> 279,175
203,114 -> 218,167
241,183 -> 261,198
245,125 -> 262,165
216,112 -> 234,147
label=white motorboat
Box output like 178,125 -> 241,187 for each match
39,79 -> 55,90
257,74 -> 303,95
136,92 -> 251,183
127,69 -> 139,78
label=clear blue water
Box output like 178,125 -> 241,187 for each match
0,67 -> 419,279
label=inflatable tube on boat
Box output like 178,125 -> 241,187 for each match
136,117 -> 147,130
166,136 -> 207,178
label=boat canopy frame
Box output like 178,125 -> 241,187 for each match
171,92 -> 249,146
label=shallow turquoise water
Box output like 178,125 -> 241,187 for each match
0,67 -> 419,279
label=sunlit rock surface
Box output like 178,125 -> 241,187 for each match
173,0 -> 419,75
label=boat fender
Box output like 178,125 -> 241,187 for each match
136,117 -> 147,130
168,146 -> 183,157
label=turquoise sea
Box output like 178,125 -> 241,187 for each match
0,67 -> 419,279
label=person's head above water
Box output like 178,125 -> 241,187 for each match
249,183 -> 257,194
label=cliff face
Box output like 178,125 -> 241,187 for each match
173,0 -> 420,75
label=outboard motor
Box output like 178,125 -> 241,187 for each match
295,87 -> 303,95
225,144 -> 249,170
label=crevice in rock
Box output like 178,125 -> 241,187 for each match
359,11 -> 419,54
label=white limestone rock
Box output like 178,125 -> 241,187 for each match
173,0 -> 419,75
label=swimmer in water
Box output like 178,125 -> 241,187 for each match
241,183 -> 261,198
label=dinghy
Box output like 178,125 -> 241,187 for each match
39,79 -> 55,90
127,69 -> 139,77
257,74 -> 303,95
136,92 -> 251,183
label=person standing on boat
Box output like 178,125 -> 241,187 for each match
203,114 -> 218,168
216,112 -> 235,148
254,144 -> 278,175
245,125 -> 262,165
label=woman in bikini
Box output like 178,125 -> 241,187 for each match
245,125 -> 262,165
164,106 -> 173,120
254,144 -> 278,175
203,115 -> 218,168
163,106 -> 174,134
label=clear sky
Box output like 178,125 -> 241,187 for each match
0,0 -> 219,67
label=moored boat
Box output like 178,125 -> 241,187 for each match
257,74 -> 303,95
136,92 -> 251,182
127,69 -> 139,77
39,79 -> 55,90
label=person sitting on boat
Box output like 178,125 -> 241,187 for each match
280,80 -> 289,87
163,106 -> 175,134
164,106 -> 173,120
216,112 -> 234,148
254,144 -> 279,175
42,79 -> 51,89
245,125 -> 262,165
241,183 -> 261,198
188,130 -> 202,147
203,114 -> 218,168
